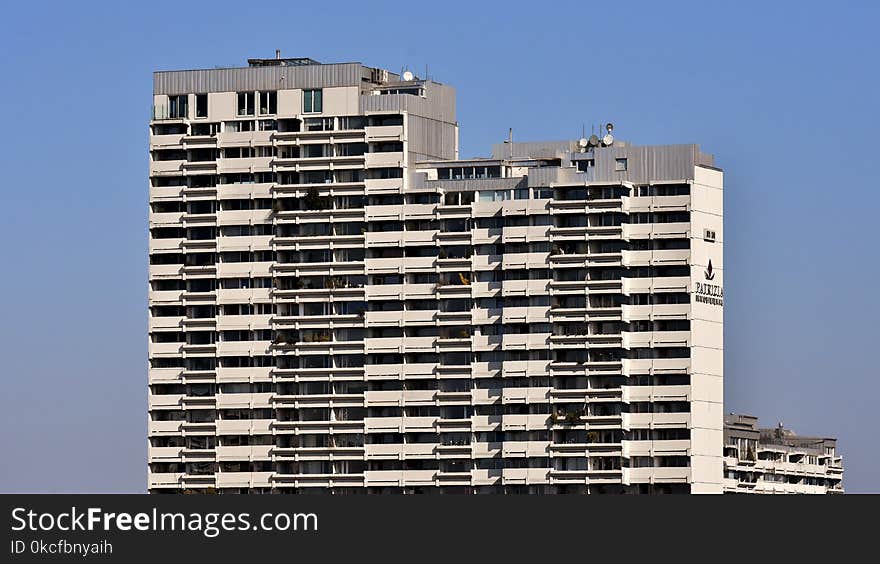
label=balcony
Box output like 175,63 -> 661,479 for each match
364,151 -> 403,169
364,470 -> 436,486
363,178 -> 404,192
150,133 -> 185,150
150,159 -> 185,175
622,223 -> 690,239
622,249 -> 690,267
215,472 -> 273,489
501,468 -> 550,484
364,443 -> 436,459
148,472 -> 185,488
366,336 -> 436,354
623,467 -> 690,483
364,125 -> 404,140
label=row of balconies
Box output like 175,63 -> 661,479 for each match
147,358 -> 691,385
724,457 -> 843,478
147,383 -> 684,411
149,124 -> 403,151
148,466 -> 692,489
150,440 -> 620,458
150,254 -> 688,278
149,442 -> 652,465
149,177 -> 405,200
148,200 -> 685,234
148,385 -> 685,411
149,150 -> 403,175
147,278 -> 691,307
723,476 -> 841,495
148,412 -> 688,438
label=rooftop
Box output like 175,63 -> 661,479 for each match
247,56 -> 322,67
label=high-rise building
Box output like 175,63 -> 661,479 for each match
148,56 -> 724,494
723,414 -> 843,494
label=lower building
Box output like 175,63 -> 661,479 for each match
723,414 -> 843,494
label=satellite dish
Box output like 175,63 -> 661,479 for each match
402,70 -> 414,81
588,135 -> 599,146
602,134 -> 614,146
578,138 -> 589,150
606,122 -> 614,133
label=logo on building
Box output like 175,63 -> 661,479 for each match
695,259 -> 723,306
705,260 -> 715,280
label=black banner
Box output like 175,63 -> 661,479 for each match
1,494 -> 870,561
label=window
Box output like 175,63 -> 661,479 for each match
303,117 -> 333,131
237,92 -> 255,116
259,91 -> 277,115
191,122 -> 219,136
169,95 -> 188,119
368,167 -> 403,179
576,159 -> 595,171
338,116 -> 366,130
704,228 -> 716,242
303,89 -> 323,113
195,94 -> 208,118
302,144 -> 330,158
615,158 -> 628,171
478,189 -> 509,202
225,120 -> 255,133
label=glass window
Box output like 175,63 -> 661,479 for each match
169,95 -> 188,119
615,158 -> 628,171
303,89 -> 323,113
237,92 -> 255,116
477,190 -> 509,202
259,91 -> 277,115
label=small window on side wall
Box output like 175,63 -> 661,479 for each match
195,94 -> 208,118
303,89 -> 323,113
615,158 -> 628,172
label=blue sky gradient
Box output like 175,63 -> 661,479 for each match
0,0 -> 877,492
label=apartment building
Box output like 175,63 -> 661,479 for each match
723,414 -> 843,494
148,56 -> 724,494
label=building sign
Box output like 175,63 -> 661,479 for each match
694,260 -> 723,306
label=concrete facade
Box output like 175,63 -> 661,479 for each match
148,56 -> 730,494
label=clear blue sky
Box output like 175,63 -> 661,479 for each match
0,0 -> 877,493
